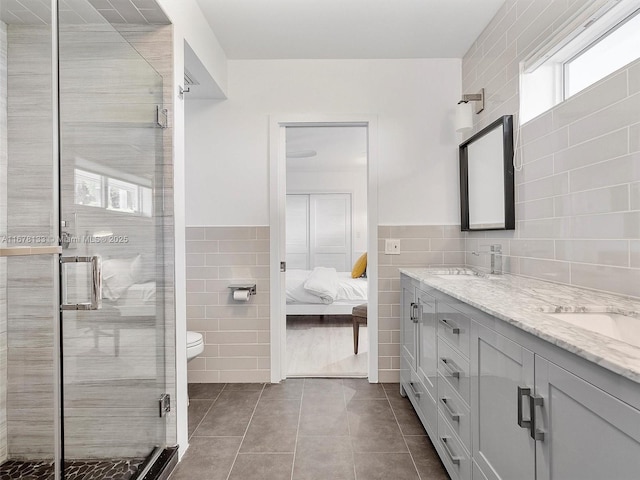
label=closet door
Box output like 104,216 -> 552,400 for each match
310,194 -> 351,271
286,195 -> 310,270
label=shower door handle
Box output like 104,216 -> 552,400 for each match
60,255 -> 102,310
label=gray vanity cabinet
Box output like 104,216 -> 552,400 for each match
535,356 -> 640,480
400,275 -> 438,435
400,272 -> 640,480
471,322 -> 536,480
471,316 -> 640,480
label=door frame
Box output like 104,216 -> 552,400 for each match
269,114 -> 379,383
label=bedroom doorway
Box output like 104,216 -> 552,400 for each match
284,126 -> 368,377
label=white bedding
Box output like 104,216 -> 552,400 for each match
286,269 -> 367,305
115,281 -> 156,316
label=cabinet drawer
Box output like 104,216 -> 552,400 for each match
438,338 -> 470,406
438,303 -> 471,358
437,412 -> 471,480
438,373 -> 471,453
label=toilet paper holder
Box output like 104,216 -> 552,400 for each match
228,284 -> 257,297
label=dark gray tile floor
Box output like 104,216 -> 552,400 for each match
170,379 -> 449,480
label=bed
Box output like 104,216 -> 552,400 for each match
286,267 -> 367,315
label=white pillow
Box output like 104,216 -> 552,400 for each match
303,267 -> 339,304
102,257 -> 137,300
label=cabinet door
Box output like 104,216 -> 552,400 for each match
417,288 -> 437,400
471,322 -> 535,480
535,357 -> 640,480
400,279 -> 417,371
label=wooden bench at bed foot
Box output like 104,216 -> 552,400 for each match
352,303 -> 367,354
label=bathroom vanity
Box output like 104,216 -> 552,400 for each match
400,268 -> 640,480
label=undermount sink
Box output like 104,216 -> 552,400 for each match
433,269 -> 495,280
546,312 -> 640,348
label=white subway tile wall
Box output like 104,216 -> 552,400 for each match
378,225 -> 466,382
462,0 -> 640,299
186,227 -> 271,383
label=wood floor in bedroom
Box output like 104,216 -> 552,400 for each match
286,315 -> 368,377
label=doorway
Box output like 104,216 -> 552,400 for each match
285,126 -> 368,377
269,116 -> 379,383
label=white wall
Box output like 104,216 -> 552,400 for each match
154,0 -> 229,459
186,59 -> 462,226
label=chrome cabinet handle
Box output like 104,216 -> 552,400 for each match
440,436 -> 462,465
440,318 -> 461,334
409,302 -> 416,321
61,255 -> 102,311
529,393 -> 545,441
440,397 -> 460,422
410,302 -> 420,323
408,382 -> 421,398
517,386 -> 531,429
440,357 -> 461,379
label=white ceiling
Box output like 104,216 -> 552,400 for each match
286,126 -> 367,172
196,0 -> 505,59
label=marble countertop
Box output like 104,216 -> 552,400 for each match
400,267 -> 640,383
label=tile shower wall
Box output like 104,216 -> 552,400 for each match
462,0 -> 640,299
6,25 -> 55,459
378,225 -> 466,382
186,227 -> 270,383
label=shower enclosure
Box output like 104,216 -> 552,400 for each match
0,0 -> 176,478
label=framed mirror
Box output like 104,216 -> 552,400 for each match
459,115 -> 515,231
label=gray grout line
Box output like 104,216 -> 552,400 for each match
383,385 -> 424,480
188,386 -> 225,440
290,378 -> 305,480
224,383 -> 266,480
342,379 -> 358,480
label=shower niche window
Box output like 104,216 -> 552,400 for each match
75,168 -> 153,217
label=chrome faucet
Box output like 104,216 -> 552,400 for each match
490,244 -> 502,275
471,244 -> 503,275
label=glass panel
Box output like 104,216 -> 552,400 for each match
58,0 -> 167,475
0,2 -> 59,478
565,10 -> 640,97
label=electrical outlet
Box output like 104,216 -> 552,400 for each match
385,239 -> 401,255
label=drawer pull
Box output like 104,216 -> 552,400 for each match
529,393 -> 545,441
440,397 -> 460,422
408,382 -> 421,399
440,436 -> 462,465
440,318 -> 461,334
440,357 -> 461,379
517,386 -> 531,429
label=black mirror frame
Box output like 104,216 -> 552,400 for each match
459,115 -> 515,232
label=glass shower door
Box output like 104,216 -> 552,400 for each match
58,5 -> 168,476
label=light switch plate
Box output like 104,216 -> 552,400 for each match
385,239 -> 401,255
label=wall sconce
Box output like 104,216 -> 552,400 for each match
455,88 -> 485,132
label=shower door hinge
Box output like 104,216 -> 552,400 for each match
156,105 -> 168,129
159,393 -> 170,417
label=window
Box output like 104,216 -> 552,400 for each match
564,10 -> 640,97
520,0 -> 640,123
75,168 -> 152,217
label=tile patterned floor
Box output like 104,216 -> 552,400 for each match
0,458 -> 143,480
172,379 -> 449,480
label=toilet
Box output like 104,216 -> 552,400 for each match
187,331 -> 204,362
